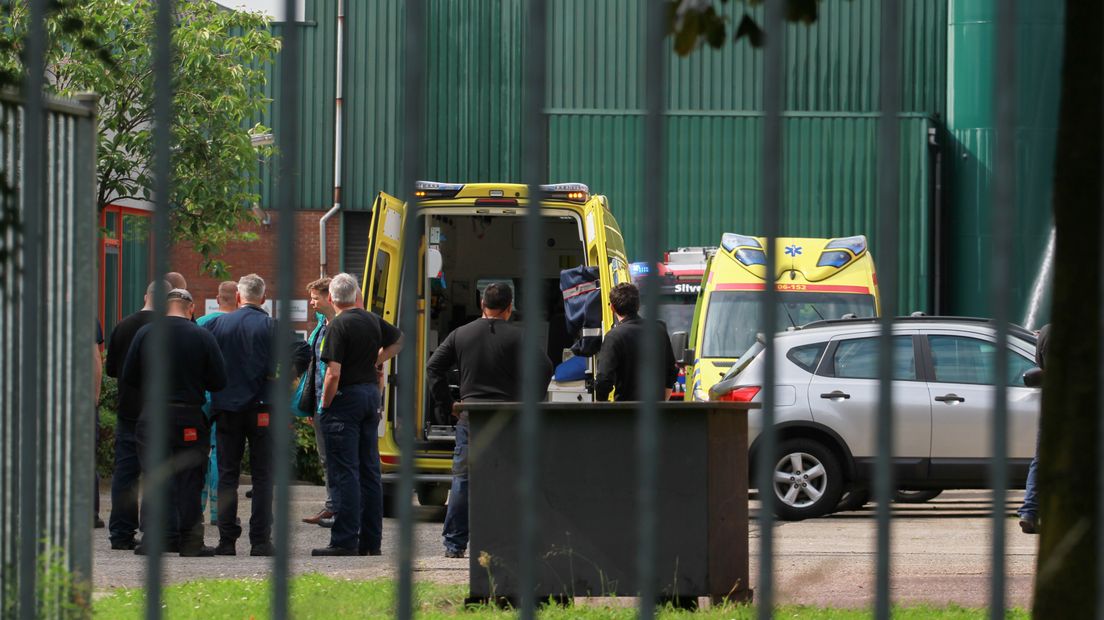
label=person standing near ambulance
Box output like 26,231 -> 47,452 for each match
311,273 -> 403,556
426,282 -> 552,559
204,274 -> 278,557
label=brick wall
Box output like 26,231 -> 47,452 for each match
169,210 -> 342,333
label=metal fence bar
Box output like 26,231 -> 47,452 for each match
635,0 -> 667,616
874,1 -> 902,618
396,0 -> 426,617
518,0 -> 549,615
989,1 -> 1016,617
17,0 -> 47,615
756,2 -> 783,617
271,0 -> 302,616
143,0 -> 175,616
1099,8 -> 1104,608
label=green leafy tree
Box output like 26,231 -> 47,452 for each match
667,0 -> 823,55
0,0 -> 280,277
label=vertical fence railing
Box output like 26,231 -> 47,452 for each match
18,0 -> 47,615
989,2 -> 1016,618
518,0 -> 548,617
635,0 -> 667,616
142,0 -> 175,617
271,0 -> 302,616
874,1 -> 902,619
755,2 -> 783,618
396,1 -> 426,618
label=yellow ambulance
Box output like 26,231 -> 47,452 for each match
682,234 -> 880,402
361,181 -> 630,509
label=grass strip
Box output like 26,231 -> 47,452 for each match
93,574 -> 1029,619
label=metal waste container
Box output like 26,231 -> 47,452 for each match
464,401 -> 754,605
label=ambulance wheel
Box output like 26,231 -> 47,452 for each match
416,483 -> 450,507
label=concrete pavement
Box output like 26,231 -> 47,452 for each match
92,485 -> 1037,609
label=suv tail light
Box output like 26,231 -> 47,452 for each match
715,386 -> 761,402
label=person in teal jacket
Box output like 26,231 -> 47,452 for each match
196,281 -> 238,524
299,278 -> 336,526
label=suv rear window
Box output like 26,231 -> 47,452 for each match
825,336 -> 917,380
786,342 -> 827,373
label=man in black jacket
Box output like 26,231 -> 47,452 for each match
122,288 -> 227,556
427,282 -> 552,558
104,279 -> 167,550
594,282 -> 678,402
204,273 -> 279,557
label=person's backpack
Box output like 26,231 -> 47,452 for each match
560,265 -> 603,357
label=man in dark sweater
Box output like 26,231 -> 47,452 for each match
204,273 -> 280,557
426,282 -> 553,558
122,288 -> 227,556
594,282 -> 678,402
311,273 -> 403,556
104,279 -> 166,550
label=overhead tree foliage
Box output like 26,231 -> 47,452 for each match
667,0 -> 823,55
0,0 -> 280,277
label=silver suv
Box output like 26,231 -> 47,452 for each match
709,317 -> 1040,521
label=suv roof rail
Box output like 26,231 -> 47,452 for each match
796,315 -> 1038,342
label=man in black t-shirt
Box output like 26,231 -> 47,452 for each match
122,288 -> 228,557
426,282 -> 552,559
104,279 -> 167,550
311,273 -> 403,557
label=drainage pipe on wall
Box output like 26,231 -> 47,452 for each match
319,0 -> 344,277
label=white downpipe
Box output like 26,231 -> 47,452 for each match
319,0 -> 344,277
1023,225 -> 1056,330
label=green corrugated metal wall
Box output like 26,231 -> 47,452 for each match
267,0 -> 949,311
548,114 -> 934,313
260,0 -> 337,211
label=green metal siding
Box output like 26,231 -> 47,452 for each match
344,0 -> 403,210
946,0 -> 1063,322
261,0 -> 337,211
547,0 -> 946,114
423,0 -> 523,183
549,114 -> 934,312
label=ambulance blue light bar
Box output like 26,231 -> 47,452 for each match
539,182 -> 590,202
414,180 -> 464,199
825,235 -> 867,255
721,233 -> 762,252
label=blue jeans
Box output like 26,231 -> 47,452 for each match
321,383 -> 383,552
1019,429 -> 1040,519
442,413 -> 469,553
109,418 -> 143,544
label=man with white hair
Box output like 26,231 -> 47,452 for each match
204,273 -> 279,556
311,273 -> 403,556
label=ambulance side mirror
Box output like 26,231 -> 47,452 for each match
671,332 -> 693,366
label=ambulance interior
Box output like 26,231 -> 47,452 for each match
423,212 -> 586,424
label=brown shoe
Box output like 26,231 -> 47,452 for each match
302,509 -> 334,525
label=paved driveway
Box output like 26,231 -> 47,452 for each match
92,486 -> 1037,609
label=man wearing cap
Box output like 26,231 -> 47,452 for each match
122,288 -> 227,557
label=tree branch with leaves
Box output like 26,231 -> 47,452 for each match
0,0 -> 280,278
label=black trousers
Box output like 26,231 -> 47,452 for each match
214,408 -> 273,545
136,406 -> 211,550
